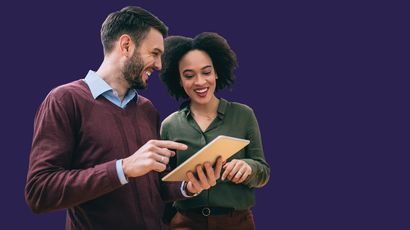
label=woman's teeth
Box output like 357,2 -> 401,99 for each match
195,88 -> 207,93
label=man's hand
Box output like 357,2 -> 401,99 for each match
221,159 -> 252,184
122,140 -> 187,178
185,156 -> 224,195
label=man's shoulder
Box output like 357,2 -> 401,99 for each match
136,95 -> 158,112
36,80 -> 91,118
47,79 -> 89,102
136,95 -> 152,105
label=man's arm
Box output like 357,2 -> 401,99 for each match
25,93 -> 123,213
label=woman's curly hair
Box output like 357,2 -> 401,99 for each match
160,32 -> 238,100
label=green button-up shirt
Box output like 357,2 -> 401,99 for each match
161,98 -> 270,210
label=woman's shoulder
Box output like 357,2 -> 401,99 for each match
162,110 -> 184,126
224,99 -> 254,114
163,101 -> 191,125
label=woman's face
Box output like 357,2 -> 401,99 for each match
178,49 -> 217,105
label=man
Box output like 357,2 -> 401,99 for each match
25,6 -> 222,230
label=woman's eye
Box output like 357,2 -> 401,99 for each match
203,72 -> 211,75
184,75 -> 194,79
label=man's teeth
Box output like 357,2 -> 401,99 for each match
195,88 -> 207,93
145,71 -> 152,76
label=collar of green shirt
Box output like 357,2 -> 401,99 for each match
179,98 -> 228,120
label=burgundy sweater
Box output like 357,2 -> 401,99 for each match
25,80 -> 184,230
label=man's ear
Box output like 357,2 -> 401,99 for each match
119,34 -> 132,56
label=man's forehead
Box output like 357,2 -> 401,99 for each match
139,28 -> 164,51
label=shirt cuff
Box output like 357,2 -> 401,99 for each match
116,159 -> 129,185
180,181 -> 199,197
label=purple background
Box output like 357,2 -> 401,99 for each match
1,0 -> 408,229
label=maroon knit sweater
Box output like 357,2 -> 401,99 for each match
25,80 -> 184,230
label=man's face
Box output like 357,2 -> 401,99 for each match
123,28 -> 164,90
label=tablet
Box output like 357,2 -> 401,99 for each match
162,135 -> 250,182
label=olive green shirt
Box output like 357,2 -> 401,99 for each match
161,98 -> 270,210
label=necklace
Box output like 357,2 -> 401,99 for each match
191,111 -> 216,121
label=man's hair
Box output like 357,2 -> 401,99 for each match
160,32 -> 237,100
101,6 -> 168,54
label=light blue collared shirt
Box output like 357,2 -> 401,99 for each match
83,70 -> 138,185
84,70 -> 138,108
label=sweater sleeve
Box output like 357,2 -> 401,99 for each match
241,109 -> 271,188
158,114 -> 186,202
25,92 -> 122,213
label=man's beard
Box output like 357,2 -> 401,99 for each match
122,51 -> 147,90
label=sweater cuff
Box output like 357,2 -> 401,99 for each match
96,160 -> 123,189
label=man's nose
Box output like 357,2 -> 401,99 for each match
154,58 -> 162,71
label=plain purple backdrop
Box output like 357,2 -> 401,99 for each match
1,0 -> 408,229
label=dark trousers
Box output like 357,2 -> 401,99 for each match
170,209 -> 256,230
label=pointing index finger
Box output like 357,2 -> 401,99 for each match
152,140 -> 188,151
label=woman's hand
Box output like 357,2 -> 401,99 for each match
185,156 -> 223,195
221,159 -> 252,184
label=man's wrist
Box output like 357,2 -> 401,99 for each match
180,181 -> 199,197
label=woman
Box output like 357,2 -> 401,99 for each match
160,32 -> 270,230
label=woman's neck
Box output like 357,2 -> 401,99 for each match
190,96 -> 220,118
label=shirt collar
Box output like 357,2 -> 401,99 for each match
83,70 -> 112,99
83,70 -> 138,101
181,98 -> 228,119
